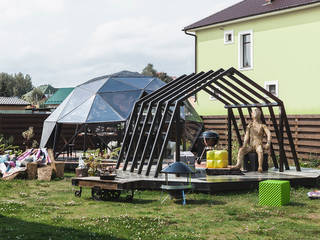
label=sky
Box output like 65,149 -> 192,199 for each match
0,0 -> 240,87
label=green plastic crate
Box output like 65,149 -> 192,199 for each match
259,180 -> 290,206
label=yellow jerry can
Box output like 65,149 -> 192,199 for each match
206,160 -> 214,168
206,150 -> 215,169
206,150 -> 215,160
214,150 -> 228,168
206,150 -> 228,168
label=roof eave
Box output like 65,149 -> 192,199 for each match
184,2 -> 320,32
0,104 -> 29,106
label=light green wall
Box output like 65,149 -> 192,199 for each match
194,6 -> 320,115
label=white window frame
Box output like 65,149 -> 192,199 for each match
209,87 -> 220,101
264,81 -> 278,97
238,30 -> 253,70
224,30 -> 234,44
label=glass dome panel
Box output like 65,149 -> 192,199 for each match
100,90 -> 142,119
46,91 -> 73,122
98,78 -> 139,93
145,78 -> 166,91
58,95 -> 95,123
115,77 -> 154,89
58,88 -> 93,120
78,78 -> 107,93
87,95 -> 124,123
40,121 -> 57,148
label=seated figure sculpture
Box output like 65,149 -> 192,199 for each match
230,108 -> 271,173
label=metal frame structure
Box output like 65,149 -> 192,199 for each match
52,122 -> 124,159
116,67 -> 301,177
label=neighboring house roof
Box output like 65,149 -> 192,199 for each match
23,84 -> 57,99
45,88 -> 74,105
184,0 -> 320,31
38,84 -> 57,95
0,97 -> 30,106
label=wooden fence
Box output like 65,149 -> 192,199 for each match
0,113 -> 49,147
0,113 -> 81,149
202,114 -> 320,162
1,113 -> 320,161
0,113 -> 121,151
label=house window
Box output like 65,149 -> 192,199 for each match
239,30 -> 253,70
209,87 -> 220,100
264,81 -> 278,97
224,30 -> 233,44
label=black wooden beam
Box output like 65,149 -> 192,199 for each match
230,68 -> 283,105
230,109 -> 242,147
281,106 -> 301,171
259,109 -> 279,169
224,102 -> 279,109
227,108 -> 232,165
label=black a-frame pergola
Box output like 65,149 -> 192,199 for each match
116,67 -> 301,177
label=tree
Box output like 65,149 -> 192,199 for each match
13,73 -> 33,97
0,72 -> 33,97
30,88 -> 45,105
142,63 -> 157,77
141,63 -> 173,83
0,73 -> 12,96
157,72 -> 173,84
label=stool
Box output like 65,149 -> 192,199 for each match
259,180 -> 290,206
244,152 -> 268,171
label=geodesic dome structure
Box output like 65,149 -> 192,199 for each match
40,71 -> 165,148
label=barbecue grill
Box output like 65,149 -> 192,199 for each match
197,131 -> 220,164
201,131 -> 219,148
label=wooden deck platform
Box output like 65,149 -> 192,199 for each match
72,167 -> 320,194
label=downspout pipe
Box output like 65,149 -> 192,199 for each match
184,30 -> 198,101
184,30 -> 197,73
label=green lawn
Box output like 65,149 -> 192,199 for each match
0,174 -> 319,240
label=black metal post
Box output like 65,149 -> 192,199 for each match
83,124 -> 87,153
54,124 -> 84,159
175,104 -> 181,162
52,124 -> 60,154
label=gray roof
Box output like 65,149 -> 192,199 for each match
0,97 -> 30,105
184,0 -> 320,31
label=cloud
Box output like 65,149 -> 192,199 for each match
0,0 -> 64,22
0,0 -> 241,87
84,17 -> 189,60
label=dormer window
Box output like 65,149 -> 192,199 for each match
224,30 -> 234,44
